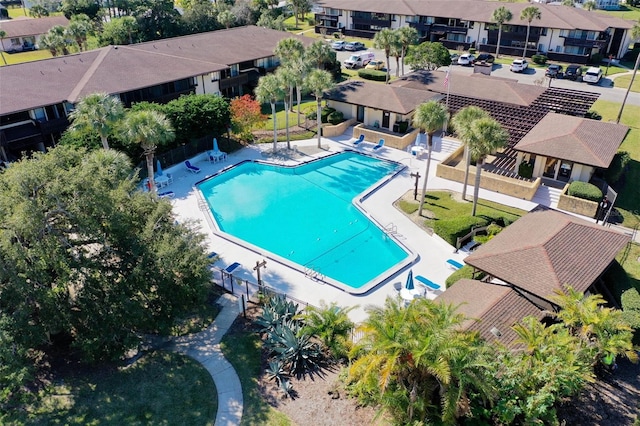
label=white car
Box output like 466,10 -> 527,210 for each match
457,53 -> 475,66
510,59 -> 529,73
331,40 -> 346,50
582,67 -> 603,84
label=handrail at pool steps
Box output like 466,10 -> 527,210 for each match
195,189 -> 219,232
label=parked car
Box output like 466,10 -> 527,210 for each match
510,59 -> 528,72
473,53 -> 495,64
450,53 -> 460,63
583,67 -> 603,84
564,64 -> 583,81
331,40 -> 346,50
545,64 -> 564,78
345,41 -> 365,51
365,60 -> 385,70
457,53 -> 475,66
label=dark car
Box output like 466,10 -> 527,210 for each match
545,64 -> 564,78
474,53 -> 495,64
564,64 -> 583,81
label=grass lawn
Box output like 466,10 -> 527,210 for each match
1,49 -> 53,66
221,321 -> 292,426
284,13 -> 315,33
588,100 -> 640,228
7,6 -> 28,18
4,351 -> 217,425
261,100 -> 316,130
596,5 -> 640,21
614,74 -> 640,93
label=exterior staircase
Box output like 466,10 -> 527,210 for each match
531,184 -> 563,209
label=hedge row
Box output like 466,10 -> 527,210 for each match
621,288 -> 640,344
567,181 -> 603,202
432,214 -> 515,247
358,69 -> 387,81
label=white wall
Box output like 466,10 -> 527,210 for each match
194,73 -> 221,96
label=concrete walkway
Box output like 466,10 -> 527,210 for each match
169,293 -> 243,426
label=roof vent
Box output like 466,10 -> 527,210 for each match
490,327 -> 502,337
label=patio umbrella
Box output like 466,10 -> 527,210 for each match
213,137 -> 219,152
405,269 -> 414,290
156,159 -> 163,177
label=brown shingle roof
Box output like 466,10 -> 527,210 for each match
464,210 -> 630,299
324,80 -> 443,114
0,16 -> 69,38
514,112 -> 629,167
435,279 -> 544,346
0,26 -> 308,115
392,70 -> 545,107
316,0 -> 635,31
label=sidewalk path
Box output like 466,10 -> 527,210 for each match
169,293 -> 243,426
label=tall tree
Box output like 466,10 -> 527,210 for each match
69,93 -> 125,150
255,73 -> 286,152
466,117 -> 508,216
520,6 -> 541,59
66,14 -> 93,52
452,106 -> 490,201
276,66 -> 297,149
217,9 -> 236,29
492,6 -> 513,59
304,69 -> 334,149
305,39 -> 336,70
230,94 -> 266,142
397,26 -> 418,76
404,41 -> 451,71
412,101 -> 448,216
120,110 -> 175,193
288,0 -> 311,28
617,21 -> 640,123
99,16 -> 138,45
583,0 -> 597,11
275,37 -> 306,127
373,28 -> 400,84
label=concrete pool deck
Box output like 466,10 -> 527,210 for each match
164,129 -> 542,323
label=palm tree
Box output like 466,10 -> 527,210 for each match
276,66 -> 297,150
217,9 -> 236,29
412,101 -> 448,216
120,110 -> 175,194
583,0 -> 597,11
301,301 -> 356,359
69,93 -> 125,150
121,16 -> 138,44
255,73 -> 286,152
373,28 -> 400,84
304,69 -> 334,149
0,30 -> 7,66
492,6 -> 513,59
39,31 -> 65,57
305,40 -> 335,70
466,117 -> 508,216
452,106 -> 490,201
275,38 -> 306,126
550,287 -> 639,368
49,25 -> 71,55
67,14 -> 93,52
520,6 -> 541,59
617,21 -> 640,124
391,42 -> 402,78
397,26 -> 418,76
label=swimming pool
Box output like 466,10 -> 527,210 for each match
197,151 -> 414,293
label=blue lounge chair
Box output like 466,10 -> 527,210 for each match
185,160 -> 201,173
224,262 -> 241,274
353,134 -> 365,146
446,259 -> 464,270
158,191 -> 174,198
415,275 -> 441,291
207,252 -> 218,260
372,139 -> 385,151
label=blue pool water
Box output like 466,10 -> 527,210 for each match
197,152 -> 410,289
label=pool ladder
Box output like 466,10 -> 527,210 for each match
304,265 -> 325,282
385,223 -> 398,236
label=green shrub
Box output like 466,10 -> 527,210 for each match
605,151 -> 630,186
307,18 -> 315,26
398,121 -> 409,133
327,110 -> 344,125
585,110 -> 602,120
518,161 -> 534,179
306,110 -> 317,120
567,181 -> 603,202
432,216 -> 489,247
469,48 -> 476,54
621,288 -> 640,345
532,54 -> 547,65
445,265 -> 476,287
357,69 -> 387,81
398,200 -> 419,214
321,107 -> 335,123
589,53 -> 603,64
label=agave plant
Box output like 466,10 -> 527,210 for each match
272,324 -> 323,375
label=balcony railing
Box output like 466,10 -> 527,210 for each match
219,73 -> 249,90
36,117 -> 69,135
431,24 -> 469,34
563,37 -> 606,49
